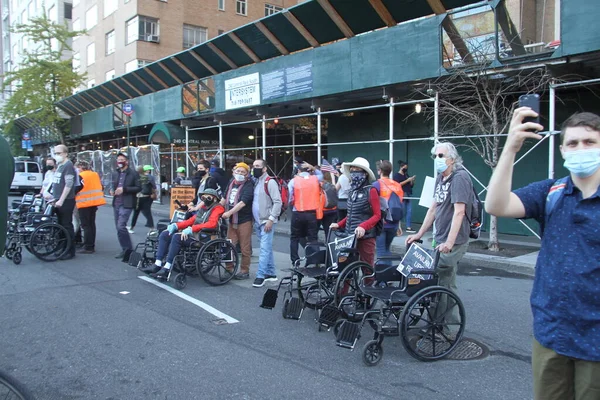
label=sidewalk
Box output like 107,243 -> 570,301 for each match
149,201 -> 538,277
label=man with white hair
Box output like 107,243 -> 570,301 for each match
406,142 -> 473,337
51,144 -> 77,259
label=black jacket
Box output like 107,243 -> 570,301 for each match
211,168 -> 229,196
111,168 -> 141,209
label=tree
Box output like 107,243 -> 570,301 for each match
1,12 -> 86,145
416,65 -> 553,251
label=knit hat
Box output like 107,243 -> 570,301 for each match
234,162 -> 250,172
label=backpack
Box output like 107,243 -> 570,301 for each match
321,181 -> 338,209
544,176 -> 569,227
466,187 -> 483,239
366,186 -> 386,236
74,170 -> 84,194
141,177 -> 153,195
378,179 -> 404,221
264,176 -> 289,218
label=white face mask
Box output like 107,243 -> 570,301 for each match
54,154 -> 64,164
435,157 -> 449,173
234,173 -> 246,182
562,149 -> 600,178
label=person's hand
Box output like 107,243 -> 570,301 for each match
181,227 -> 193,240
410,176 -> 416,182
355,226 -> 365,239
187,202 -> 194,209
222,211 -> 231,219
167,223 -> 178,235
437,241 -> 454,254
109,189 -> 114,196
35,194 -> 41,198
114,187 -> 123,196
405,233 -> 422,246
264,220 -> 274,233
330,223 -> 339,231
396,228 -> 403,237
55,199 -> 63,208
505,107 -> 545,153
301,162 -> 313,171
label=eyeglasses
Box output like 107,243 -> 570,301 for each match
200,196 -> 213,202
431,153 -> 447,159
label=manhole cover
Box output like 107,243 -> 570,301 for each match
446,337 -> 489,360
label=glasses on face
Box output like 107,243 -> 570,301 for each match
200,196 -> 213,202
431,153 -> 447,159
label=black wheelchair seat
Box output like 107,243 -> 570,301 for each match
360,286 -> 410,304
294,266 -> 328,279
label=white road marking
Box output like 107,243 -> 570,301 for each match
119,291 -> 130,295
138,276 -> 239,324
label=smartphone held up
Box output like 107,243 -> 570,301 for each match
518,94 -> 541,131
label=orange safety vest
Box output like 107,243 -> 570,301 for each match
76,170 -> 107,209
293,175 -> 320,212
378,177 -> 404,201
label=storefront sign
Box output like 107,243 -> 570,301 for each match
225,73 -> 260,110
262,62 -> 313,101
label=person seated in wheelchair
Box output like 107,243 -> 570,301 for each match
143,189 -> 225,279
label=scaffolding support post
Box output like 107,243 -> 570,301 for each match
218,121 -> 223,166
185,125 -> 190,175
549,81 -> 556,179
317,107 -> 322,163
389,97 -> 394,162
433,91 -> 440,177
262,115 -> 267,160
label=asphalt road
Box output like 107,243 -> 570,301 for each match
1,198 -> 535,400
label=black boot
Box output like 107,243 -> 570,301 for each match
140,264 -> 161,274
150,268 -> 170,280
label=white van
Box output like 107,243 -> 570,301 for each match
11,158 -> 43,193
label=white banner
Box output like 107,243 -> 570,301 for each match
419,176 -> 436,208
225,72 -> 260,110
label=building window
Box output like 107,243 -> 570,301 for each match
218,29 -> 224,35
64,3 -> 72,19
72,52 -> 80,72
105,30 -> 115,54
87,79 -> 95,88
103,0 -> 117,18
86,42 -> 95,65
126,15 -> 159,44
124,59 -> 151,73
105,69 -> 115,81
265,4 -> 283,16
183,24 -> 207,49
236,0 -> 247,16
72,18 -> 80,41
86,5 -> 97,29
218,0 -> 224,11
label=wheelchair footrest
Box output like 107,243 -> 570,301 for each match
283,297 -> 304,320
260,289 -> 278,309
336,321 -> 361,350
318,304 -> 341,328
128,251 -> 143,268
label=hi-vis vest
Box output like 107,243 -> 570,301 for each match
293,175 -> 320,211
378,178 -> 404,201
76,170 -> 106,209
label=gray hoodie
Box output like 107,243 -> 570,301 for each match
252,174 -> 283,224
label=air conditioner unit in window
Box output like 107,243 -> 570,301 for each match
146,35 -> 159,43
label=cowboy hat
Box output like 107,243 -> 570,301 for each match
342,157 -> 376,182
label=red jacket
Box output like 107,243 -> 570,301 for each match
176,204 -> 225,233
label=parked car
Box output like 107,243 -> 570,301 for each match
11,157 -> 43,193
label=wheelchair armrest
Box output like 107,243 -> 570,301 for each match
376,253 -> 404,261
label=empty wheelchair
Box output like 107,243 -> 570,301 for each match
333,242 -> 466,366
260,230 -> 359,326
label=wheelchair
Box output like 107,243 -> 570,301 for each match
260,230 -> 360,327
4,194 -> 71,265
332,242 -> 466,366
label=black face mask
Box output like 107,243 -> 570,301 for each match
253,168 -> 263,179
45,165 -> 55,171
196,170 -> 206,177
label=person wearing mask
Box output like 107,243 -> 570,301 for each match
129,165 -> 156,233
189,159 -> 218,210
251,159 -> 282,288
374,160 -> 404,262
221,162 -> 254,279
210,159 -> 229,196
330,157 -> 380,266
394,160 -> 416,233
145,189 -> 225,279
39,157 -> 56,201
50,145 -> 77,260
173,167 -> 187,185
288,158 -> 323,264
75,160 -> 106,254
335,161 -> 350,220
110,153 -> 141,260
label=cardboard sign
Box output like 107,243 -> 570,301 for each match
397,243 -> 435,278
419,176 -> 436,208
170,186 -> 196,217
327,233 -> 356,269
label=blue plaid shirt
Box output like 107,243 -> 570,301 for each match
514,177 -> 600,361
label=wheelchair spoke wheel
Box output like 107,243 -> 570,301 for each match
299,282 -> 334,310
29,223 -> 71,262
362,339 -> 384,366
0,369 -> 35,400
196,239 -> 239,286
333,261 -> 374,320
399,286 -> 466,362
173,273 -> 187,290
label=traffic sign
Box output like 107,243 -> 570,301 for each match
123,103 -> 134,116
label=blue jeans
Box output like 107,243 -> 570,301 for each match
156,231 -> 195,264
376,228 -> 397,265
114,205 -> 133,251
255,222 -> 276,278
403,199 -> 413,229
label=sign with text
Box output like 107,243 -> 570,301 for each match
225,73 -> 260,110
169,186 -> 196,217
327,233 -> 356,269
262,62 -> 313,101
397,243 -> 435,278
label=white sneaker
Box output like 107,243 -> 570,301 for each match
264,275 -> 278,282
127,227 -> 135,233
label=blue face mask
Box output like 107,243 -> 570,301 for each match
435,157 -> 449,174
563,149 -> 600,178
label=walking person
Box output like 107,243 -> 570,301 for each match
485,109 -> 600,400
129,165 -> 156,232
221,162 -> 254,279
335,161 -> 350,220
374,160 -> 404,261
39,157 -> 56,201
110,153 -> 141,260
75,160 -> 106,254
394,160 -> 416,233
319,171 -> 338,239
251,159 -> 282,287
50,145 -> 77,260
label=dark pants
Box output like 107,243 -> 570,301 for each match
114,205 -> 133,251
290,211 -> 318,263
319,211 -> 338,241
156,231 -> 196,264
338,208 -> 347,221
55,198 -> 76,256
131,197 -> 154,228
79,206 -> 98,251
376,227 -> 397,265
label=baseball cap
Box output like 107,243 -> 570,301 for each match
176,167 -> 186,173
143,165 -> 154,171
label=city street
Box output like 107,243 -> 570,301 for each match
1,200 -> 535,400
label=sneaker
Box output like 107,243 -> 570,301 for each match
127,227 -> 135,234
234,272 -> 250,280
406,228 -> 416,233
264,275 -> 278,282
140,265 -> 161,274
253,278 -> 265,288
78,248 -> 95,254
115,251 -> 126,259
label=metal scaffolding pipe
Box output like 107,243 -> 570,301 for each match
549,82 -> 556,179
262,115 -> 266,160
218,121 -> 223,165
389,97 -> 394,162
433,91 -> 439,176
317,107 -> 322,162
551,77 -> 600,89
185,125 -> 189,175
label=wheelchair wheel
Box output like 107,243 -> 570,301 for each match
399,286 -> 466,362
196,239 -> 239,286
299,281 -> 334,310
29,223 -> 71,262
174,273 -> 187,290
333,261 -> 374,320
362,339 -> 384,366
12,251 -> 22,265
4,243 -> 16,260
